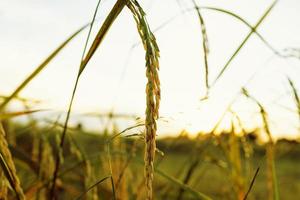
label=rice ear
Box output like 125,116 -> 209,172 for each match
126,1 -> 160,199
0,123 -> 25,200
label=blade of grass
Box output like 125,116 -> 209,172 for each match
175,158 -> 200,200
210,0 -> 278,87
110,176 -> 116,200
49,1 -> 128,198
78,0 -> 128,75
229,119 -> 245,199
243,167 -> 260,200
0,95 -> 41,104
200,6 -> 280,56
74,175 -> 111,200
0,109 -> 43,120
80,0 -> 102,62
133,6 -> 280,60
242,88 -> 279,200
156,167 -> 212,200
106,141 -> 116,200
287,77 -> 300,123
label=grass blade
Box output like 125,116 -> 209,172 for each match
156,168 -> 212,200
74,175 -> 111,200
287,77 -> 300,123
200,6 -> 280,56
0,110 -> 43,120
80,0 -> 102,62
243,167 -> 260,200
210,0 -> 278,87
242,87 -> 280,200
132,6 -> 280,64
49,0 -> 127,198
79,0 -> 128,75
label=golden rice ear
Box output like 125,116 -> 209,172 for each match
126,1 -> 160,199
0,123 -> 26,200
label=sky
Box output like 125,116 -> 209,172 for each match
0,0 -> 300,139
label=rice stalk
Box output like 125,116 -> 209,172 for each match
176,157 -> 200,200
84,160 -> 99,200
111,135 -> 130,200
136,6 -> 280,58
200,6 -> 280,56
281,47 -> 300,59
0,123 -> 25,200
65,126 -> 97,199
241,88 -> 279,200
75,175 -> 111,200
191,0 -> 210,94
155,167 -> 212,200
243,167 -> 260,200
228,119 -> 245,200
258,107 -> 279,200
287,77 -> 300,124
130,155 -> 212,200
106,142 -> 116,200
114,140 -> 137,195
231,110 -> 253,183
80,0 -> 102,62
37,136 -> 55,199
50,1 -> 127,197
126,1 -> 160,199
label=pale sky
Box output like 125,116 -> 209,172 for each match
1,0 -> 300,139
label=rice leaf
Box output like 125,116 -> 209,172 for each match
287,77 -> 300,122
243,167 -> 260,200
74,175 -> 111,200
200,6 -> 279,56
210,0 -> 278,87
50,1 -> 127,198
78,0 -> 128,75
156,168 -> 212,200
241,87 -> 279,200
0,110 -> 43,120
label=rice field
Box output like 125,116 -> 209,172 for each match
0,0 -> 300,199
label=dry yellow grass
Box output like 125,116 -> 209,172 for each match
0,123 -> 25,200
